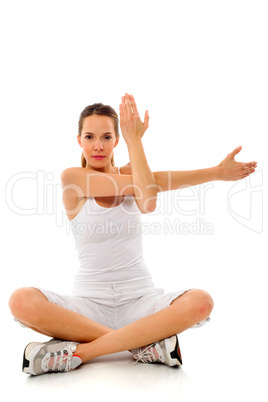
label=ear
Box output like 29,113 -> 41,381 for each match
77,134 -> 82,148
114,137 -> 120,148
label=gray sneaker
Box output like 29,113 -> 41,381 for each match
131,335 -> 182,367
22,338 -> 82,375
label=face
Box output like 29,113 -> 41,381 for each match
77,115 -> 119,171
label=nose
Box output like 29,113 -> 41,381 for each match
94,140 -> 104,151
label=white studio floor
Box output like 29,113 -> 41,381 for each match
2,306 -> 267,402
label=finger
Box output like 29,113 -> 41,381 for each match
230,145 -> 242,159
243,163 -> 256,171
144,110 -> 149,129
129,94 -> 139,116
120,97 -> 127,121
126,93 -> 136,116
124,93 -> 132,105
122,95 -> 129,113
119,103 -> 124,121
240,172 -> 250,179
240,169 -> 255,179
243,161 -> 257,169
125,96 -> 133,119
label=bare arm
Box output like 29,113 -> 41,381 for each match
61,147 -> 257,214
121,145 -> 257,192
118,164 -> 220,191
61,167 -> 135,199
119,94 -> 157,213
153,167 -> 220,192
126,139 -> 157,212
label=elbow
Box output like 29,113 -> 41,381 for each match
136,186 -> 158,214
140,199 -> 157,214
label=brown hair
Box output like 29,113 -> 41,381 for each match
78,103 -> 120,168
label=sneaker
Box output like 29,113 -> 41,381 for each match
131,335 -> 182,367
22,338 -> 82,375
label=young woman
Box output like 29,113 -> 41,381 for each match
9,93 -> 257,375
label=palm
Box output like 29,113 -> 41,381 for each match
135,115 -> 147,138
219,146 -> 257,181
119,93 -> 149,141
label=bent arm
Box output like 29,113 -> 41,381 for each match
61,168 -> 135,199
126,139 -> 158,213
60,166 -> 218,201
119,94 -> 157,213
61,159 -> 255,210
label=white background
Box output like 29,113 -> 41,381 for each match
1,0 -> 267,400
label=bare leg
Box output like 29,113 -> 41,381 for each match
9,287 -> 113,342
76,289 -> 214,362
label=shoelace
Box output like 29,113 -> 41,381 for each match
43,349 -> 73,372
133,343 -> 164,365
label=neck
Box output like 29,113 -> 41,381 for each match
86,163 -> 117,174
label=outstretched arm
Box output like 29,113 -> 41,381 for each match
154,146 -> 257,192
61,147 -> 257,219
121,146 -> 257,192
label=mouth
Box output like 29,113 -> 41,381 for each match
92,156 -> 105,160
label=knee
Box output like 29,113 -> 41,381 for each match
9,287 -> 42,322
190,289 -> 214,322
197,289 -> 214,319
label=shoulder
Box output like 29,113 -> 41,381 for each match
61,167 -> 84,179
61,167 -> 96,184
119,163 -> 132,175
61,166 -> 123,180
61,167 -> 93,176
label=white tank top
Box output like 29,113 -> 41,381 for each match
69,167 -> 152,286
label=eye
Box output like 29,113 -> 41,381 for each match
85,135 -> 112,140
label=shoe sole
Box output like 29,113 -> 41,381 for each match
22,339 -> 62,375
165,336 -> 183,366
22,342 -> 43,374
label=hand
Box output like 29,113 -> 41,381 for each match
119,93 -> 149,144
218,146 -> 257,181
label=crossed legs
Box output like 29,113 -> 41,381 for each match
9,287 -> 214,363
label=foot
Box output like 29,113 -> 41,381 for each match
22,338 -> 82,375
131,335 -> 182,367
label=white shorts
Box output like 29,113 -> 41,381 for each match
16,277 -> 210,330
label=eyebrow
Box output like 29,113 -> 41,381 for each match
84,131 -> 113,135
